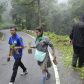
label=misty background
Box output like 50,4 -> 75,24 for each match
0,0 -> 84,35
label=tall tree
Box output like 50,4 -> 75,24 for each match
0,2 -> 5,23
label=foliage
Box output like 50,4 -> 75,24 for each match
11,0 -> 73,34
0,2 -> 5,23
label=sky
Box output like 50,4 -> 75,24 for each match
58,0 -> 68,4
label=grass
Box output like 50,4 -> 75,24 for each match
25,30 -> 84,79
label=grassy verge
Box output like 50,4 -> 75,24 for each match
25,30 -> 84,79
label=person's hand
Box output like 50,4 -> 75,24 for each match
70,40 -> 73,44
53,57 -> 57,65
7,57 -> 10,62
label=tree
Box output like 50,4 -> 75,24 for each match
0,2 -> 5,23
11,0 -> 84,35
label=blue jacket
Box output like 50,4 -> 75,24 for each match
9,34 -> 24,60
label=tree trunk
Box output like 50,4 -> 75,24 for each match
37,0 -> 41,26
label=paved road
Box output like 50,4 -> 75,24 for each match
0,30 -> 56,84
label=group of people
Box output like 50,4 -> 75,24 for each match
7,15 -> 84,84
70,16 -> 84,68
7,26 -> 56,84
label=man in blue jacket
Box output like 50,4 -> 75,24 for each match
7,26 -> 28,84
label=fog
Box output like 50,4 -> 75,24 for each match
58,0 -> 68,4
0,0 -> 12,24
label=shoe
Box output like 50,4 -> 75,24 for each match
9,82 -> 15,84
21,70 -> 28,76
46,73 -> 51,80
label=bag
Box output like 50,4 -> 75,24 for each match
34,49 -> 46,62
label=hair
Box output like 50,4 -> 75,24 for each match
10,26 -> 17,31
36,26 -> 43,33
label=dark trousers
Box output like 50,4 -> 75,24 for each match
72,45 -> 84,67
10,58 -> 26,82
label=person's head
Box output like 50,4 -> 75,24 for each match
10,26 -> 17,36
35,26 -> 43,36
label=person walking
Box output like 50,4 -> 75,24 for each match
31,26 -> 57,84
70,16 -> 84,68
7,26 -> 28,84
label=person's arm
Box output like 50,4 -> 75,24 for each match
30,46 -> 36,48
70,29 -> 73,40
7,46 -> 12,62
7,38 -> 12,62
14,46 -> 26,49
29,39 -> 37,49
9,47 -> 12,56
48,39 -> 57,65
44,36 -> 56,61
70,25 -> 74,44
48,39 -> 55,58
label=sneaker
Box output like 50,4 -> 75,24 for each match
46,73 -> 51,80
9,82 -> 15,84
21,70 -> 28,76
